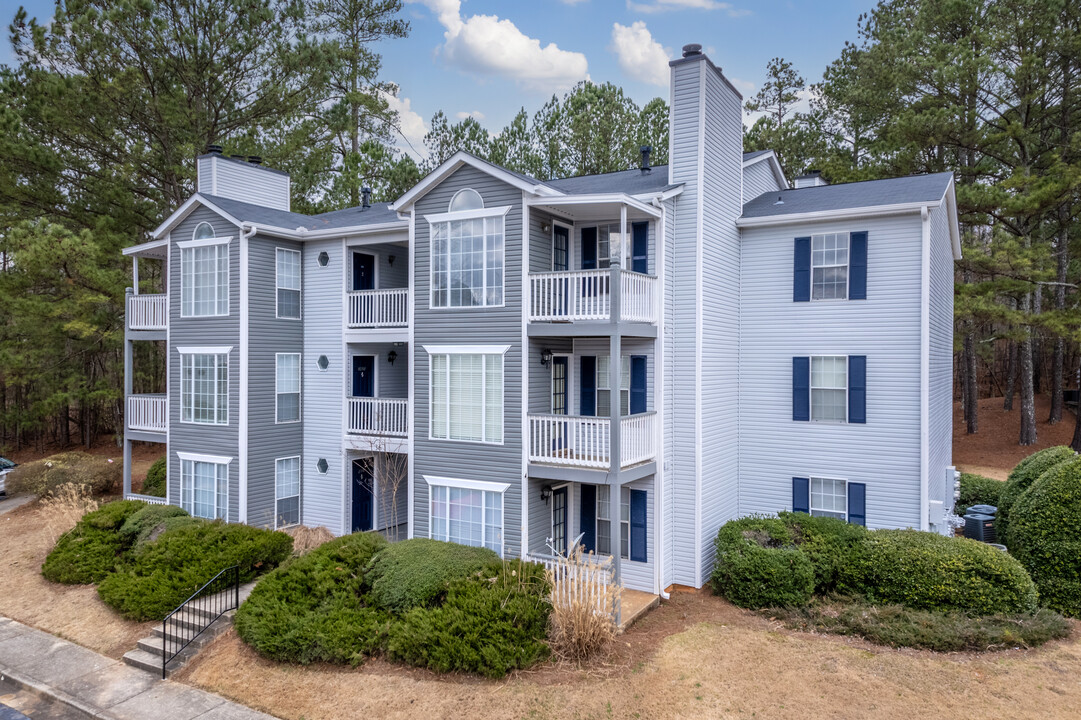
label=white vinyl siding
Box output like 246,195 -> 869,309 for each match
595,486 -> 630,559
811,355 -> 847,422
430,484 -> 504,555
276,353 -> 301,423
430,353 -> 503,443
430,215 -> 504,307
181,459 -> 228,519
181,243 -> 229,316
275,456 -> 301,527
811,477 -> 847,520
180,353 -> 228,425
812,232 -> 849,300
276,248 -> 301,319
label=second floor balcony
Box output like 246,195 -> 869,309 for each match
346,396 -> 409,438
527,411 -> 657,471
347,288 -> 409,329
127,293 -> 168,331
528,269 -> 657,325
127,394 -> 167,434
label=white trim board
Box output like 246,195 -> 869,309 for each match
176,451 -> 234,464
421,344 -> 510,355
423,475 -> 512,494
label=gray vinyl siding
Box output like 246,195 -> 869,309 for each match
738,214 -> 925,530
526,477 -> 551,554
528,337 -> 573,414
528,210 -> 559,273
374,453 -> 408,532
197,155 -> 290,212
167,205 -> 241,521
301,238 -> 346,532
346,342 -> 408,398
347,241 -> 408,290
927,202 -> 955,522
411,165 -> 524,558
742,159 -> 783,205
247,235 -> 304,529
698,60 -> 744,583
572,222 -> 656,275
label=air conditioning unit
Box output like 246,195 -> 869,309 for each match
963,513 -> 996,543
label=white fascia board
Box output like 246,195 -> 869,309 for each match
423,475 -> 511,494
122,237 -> 169,257
630,185 -> 685,204
941,178 -> 962,260
302,221 -> 409,239
526,193 -> 663,218
150,194 -> 241,240
391,151 -> 562,212
422,344 -> 511,355
741,150 -> 790,190
736,201 -> 933,228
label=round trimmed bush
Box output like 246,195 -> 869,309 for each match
142,458 -> 166,497
364,538 -> 499,613
118,504 -> 189,544
711,517 -> 816,608
780,511 -> 868,594
1007,456 -> 1081,617
998,446 -> 1075,540
955,473 -> 1003,516
838,529 -> 1037,615
8,451 -> 121,498
42,500 -> 147,584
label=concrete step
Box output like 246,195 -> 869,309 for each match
160,608 -> 235,633
136,634 -> 204,660
151,614 -> 231,643
122,648 -> 184,678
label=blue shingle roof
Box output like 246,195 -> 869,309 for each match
200,194 -> 402,232
741,172 -> 953,219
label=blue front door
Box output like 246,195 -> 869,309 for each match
352,252 -> 375,291
351,460 -> 373,532
352,355 -> 375,398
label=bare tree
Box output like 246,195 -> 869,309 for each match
356,432 -> 408,541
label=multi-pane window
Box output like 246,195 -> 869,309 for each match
595,486 -> 630,559
430,484 -> 503,555
430,353 -> 503,443
811,233 -> 849,300
596,356 -> 631,417
181,242 -> 229,316
276,353 -> 301,423
810,477 -> 847,520
430,216 -> 505,308
276,248 -> 301,319
810,356 -> 847,422
180,353 -> 228,424
180,459 -> 228,520
275,456 -> 301,527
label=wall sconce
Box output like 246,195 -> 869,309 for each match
540,485 -> 553,505
388,254 -> 396,266
541,222 -> 552,233
387,350 -> 398,365
540,348 -> 552,367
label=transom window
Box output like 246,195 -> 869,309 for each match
180,458 -> 228,520
429,482 -> 504,555
430,352 -> 503,443
596,486 -> 630,559
449,188 -> 484,212
811,355 -> 847,422
430,215 -> 505,307
180,352 -> 228,425
276,248 -> 301,319
181,242 -> 229,317
596,356 -> 631,417
275,456 -> 301,527
193,222 -> 216,240
812,233 -> 849,300
811,477 -> 847,520
276,353 -> 301,423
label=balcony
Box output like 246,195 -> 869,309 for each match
348,289 -> 409,329
528,269 -> 657,325
527,412 -> 657,471
347,397 -> 409,438
127,394 -> 167,434
127,294 -> 167,331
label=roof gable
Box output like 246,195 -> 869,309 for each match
390,151 -> 562,212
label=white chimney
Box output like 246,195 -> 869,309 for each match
793,170 -> 828,189
196,147 -> 291,211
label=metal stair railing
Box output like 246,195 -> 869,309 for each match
160,565 -> 239,678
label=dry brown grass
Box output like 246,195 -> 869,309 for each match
285,525 -> 335,556
36,483 -> 98,546
545,547 -> 618,664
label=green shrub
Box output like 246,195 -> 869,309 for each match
710,517 -> 816,608
143,458 -> 167,497
771,597 -> 1069,652
998,446 -> 1075,540
97,521 -> 293,620
386,560 -> 550,678
956,473 -> 1003,516
118,504 -> 189,544
780,511 -> 868,594
838,529 -> 1037,615
41,500 -> 147,584
235,532 -> 391,665
7,451 -> 121,498
364,538 -> 499,613
1007,456 -> 1081,617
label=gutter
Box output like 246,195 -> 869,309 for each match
736,200 -> 938,228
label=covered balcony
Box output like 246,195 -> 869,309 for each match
527,412 -> 657,470
344,342 -> 409,453
126,394 -> 167,435
344,240 -> 410,335
122,237 -> 169,334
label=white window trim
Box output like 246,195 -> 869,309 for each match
810,231 -> 851,302
423,344 -> 510,355
428,352 -> 504,445
179,239 -> 230,318
177,453 -> 230,520
192,221 -> 216,241
274,455 -> 302,529
275,352 -> 302,424
549,482 -> 570,551
178,351 -> 229,426
424,475 -> 508,557
809,354 -> 849,424
275,247 -> 302,320
177,236 -> 231,249
426,208 -> 509,310
595,485 -> 632,560
422,205 -> 512,225
177,346 -> 233,355
176,451 -> 234,464
423,475 -> 511,494
808,475 -> 849,521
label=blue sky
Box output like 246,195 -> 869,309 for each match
4,0 -> 878,158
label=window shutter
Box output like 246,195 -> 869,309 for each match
848,482 -> 866,526
849,231 -> 867,300
631,222 -> 649,274
579,484 -> 596,553
580,356 -> 596,416
848,355 -> 866,424
792,477 -> 810,514
581,227 -> 598,270
793,236 -> 811,302
629,356 -> 647,414
629,489 -> 647,562
792,356 -> 810,421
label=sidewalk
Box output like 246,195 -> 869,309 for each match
0,617 -> 276,720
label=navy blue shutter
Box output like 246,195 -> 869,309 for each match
792,357 -> 810,421
848,355 -> 867,424
794,236 -> 811,302
581,227 -> 598,270
848,482 -> 866,526
631,222 -> 649,274
849,231 -> 867,300
630,356 -> 647,414
792,477 -> 810,514
580,484 -> 596,552
580,356 -> 596,416
629,489 -> 647,562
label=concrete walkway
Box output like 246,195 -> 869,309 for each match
0,617 -> 276,720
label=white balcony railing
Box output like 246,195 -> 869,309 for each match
127,394 -> 167,433
528,412 -> 658,470
127,293 -> 167,330
347,397 -> 409,437
348,289 -> 409,328
620,412 -> 657,467
528,270 -> 657,324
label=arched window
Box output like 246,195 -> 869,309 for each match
448,188 -> 483,213
193,221 -> 215,240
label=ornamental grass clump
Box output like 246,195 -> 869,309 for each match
545,545 -> 619,664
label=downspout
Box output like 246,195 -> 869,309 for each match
919,208 -> 930,531
238,222 -> 257,524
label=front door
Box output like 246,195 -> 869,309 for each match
552,225 -> 569,271
352,252 -> 375,292
351,460 -> 374,532
352,355 -> 375,398
552,486 -> 568,555
551,356 -> 568,451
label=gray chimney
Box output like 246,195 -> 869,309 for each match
640,146 -> 652,175
361,187 -> 372,208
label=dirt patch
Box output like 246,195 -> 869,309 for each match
178,590 -> 1081,720
0,499 -> 153,658
954,394 -> 1077,480
5,439 -> 162,493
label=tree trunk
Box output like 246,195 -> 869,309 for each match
1049,218 -> 1068,423
1004,339 -> 1017,410
59,404 -> 70,446
1032,285 -> 1042,394
1019,293 -> 1037,445
964,327 -> 978,433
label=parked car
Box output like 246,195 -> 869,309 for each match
0,456 -> 16,496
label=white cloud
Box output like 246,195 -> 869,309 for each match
381,91 -> 428,160
627,0 -> 751,16
455,110 -> 486,121
610,22 -> 671,87
407,0 -> 589,92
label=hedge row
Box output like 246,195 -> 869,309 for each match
997,446 -> 1074,541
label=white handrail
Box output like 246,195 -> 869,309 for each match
127,394 -> 167,433
128,294 -> 167,330
348,289 -> 409,328
528,270 -> 611,321
528,414 -> 610,468
526,551 -> 620,622
620,412 -> 657,467
619,271 -> 657,323
347,397 -> 409,437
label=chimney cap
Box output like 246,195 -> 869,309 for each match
640,146 -> 652,175
248,155 -> 262,165
682,43 -> 703,58
361,187 -> 372,208
205,144 -> 223,155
